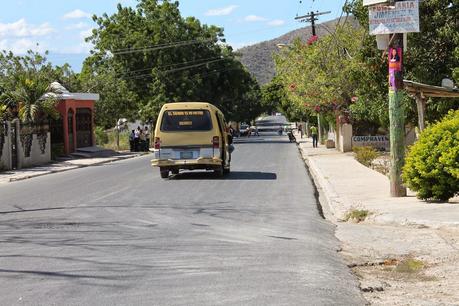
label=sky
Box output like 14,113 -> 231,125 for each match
0,0 -> 347,71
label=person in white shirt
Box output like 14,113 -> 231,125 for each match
144,126 -> 150,151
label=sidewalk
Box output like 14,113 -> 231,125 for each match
0,151 -> 148,184
294,132 -> 459,229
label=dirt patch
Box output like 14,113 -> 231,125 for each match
337,224 -> 459,305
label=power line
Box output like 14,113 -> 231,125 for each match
120,58 -> 229,80
112,38 -> 216,55
121,56 -> 224,76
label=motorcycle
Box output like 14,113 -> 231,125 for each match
287,130 -> 296,143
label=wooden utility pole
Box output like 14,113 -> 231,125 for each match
388,32 -> 407,197
295,11 -> 331,36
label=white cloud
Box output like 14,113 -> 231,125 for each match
244,15 -> 267,22
228,41 -> 256,50
267,19 -> 285,26
63,9 -> 91,20
0,38 -> 47,54
57,43 -> 91,55
0,19 -> 54,38
205,5 -> 238,16
65,22 -> 90,30
79,28 -> 94,40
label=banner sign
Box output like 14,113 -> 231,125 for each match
369,1 -> 420,35
352,136 -> 389,151
389,47 -> 403,90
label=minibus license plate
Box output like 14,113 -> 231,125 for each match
180,151 -> 194,159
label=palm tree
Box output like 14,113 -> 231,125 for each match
11,74 -> 59,124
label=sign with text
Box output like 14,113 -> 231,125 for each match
369,1 -> 420,35
352,136 -> 390,151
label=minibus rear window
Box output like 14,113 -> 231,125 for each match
160,110 -> 213,131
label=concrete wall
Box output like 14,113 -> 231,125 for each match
339,124 -> 353,153
0,122 -> 12,170
19,132 -> 51,168
0,121 -> 51,171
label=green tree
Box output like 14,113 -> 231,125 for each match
275,25 -> 365,128
345,0 -> 459,127
0,50 -> 63,123
83,0 -> 262,124
260,77 -> 284,115
80,64 -> 139,128
12,75 -> 58,123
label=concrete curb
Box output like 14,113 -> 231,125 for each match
297,144 -> 346,222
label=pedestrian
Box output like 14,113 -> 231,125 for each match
139,127 -> 146,151
134,126 -> 141,151
144,126 -> 150,151
298,124 -> 303,138
310,125 -> 318,148
129,129 -> 135,152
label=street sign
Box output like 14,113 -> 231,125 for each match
369,1 -> 420,35
363,0 -> 389,6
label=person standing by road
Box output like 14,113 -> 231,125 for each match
139,127 -> 147,151
310,125 -> 318,148
298,124 -> 303,138
144,126 -> 150,151
134,126 -> 141,152
129,130 -> 135,152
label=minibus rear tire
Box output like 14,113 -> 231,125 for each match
214,165 -> 224,177
160,168 -> 169,179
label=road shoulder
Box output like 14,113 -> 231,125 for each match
294,132 -> 459,304
0,152 -> 148,184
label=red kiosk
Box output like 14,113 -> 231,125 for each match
50,82 -> 100,155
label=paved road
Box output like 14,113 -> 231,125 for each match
0,135 -> 364,305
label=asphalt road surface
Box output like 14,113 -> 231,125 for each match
0,134 -> 364,305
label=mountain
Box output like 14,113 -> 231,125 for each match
237,17 -> 357,85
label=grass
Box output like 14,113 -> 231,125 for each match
395,258 -> 425,273
96,129 -> 130,151
353,146 -> 379,167
344,209 -> 370,223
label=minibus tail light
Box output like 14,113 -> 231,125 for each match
212,136 -> 219,149
154,137 -> 161,150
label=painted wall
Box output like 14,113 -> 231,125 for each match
56,99 -> 95,155
19,132 -> 51,168
0,122 -> 12,170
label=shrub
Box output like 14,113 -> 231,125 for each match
344,209 -> 370,223
402,110 -> 459,202
353,146 -> 379,167
51,143 -> 64,159
105,130 -> 130,151
95,126 -> 109,146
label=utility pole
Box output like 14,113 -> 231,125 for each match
295,11 -> 331,36
365,0 -> 420,196
295,10 -> 331,146
388,32 -> 407,197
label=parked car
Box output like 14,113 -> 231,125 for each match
239,123 -> 250,136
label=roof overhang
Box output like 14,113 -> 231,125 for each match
403,80 -> 459,98
44,92 -> 100,101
